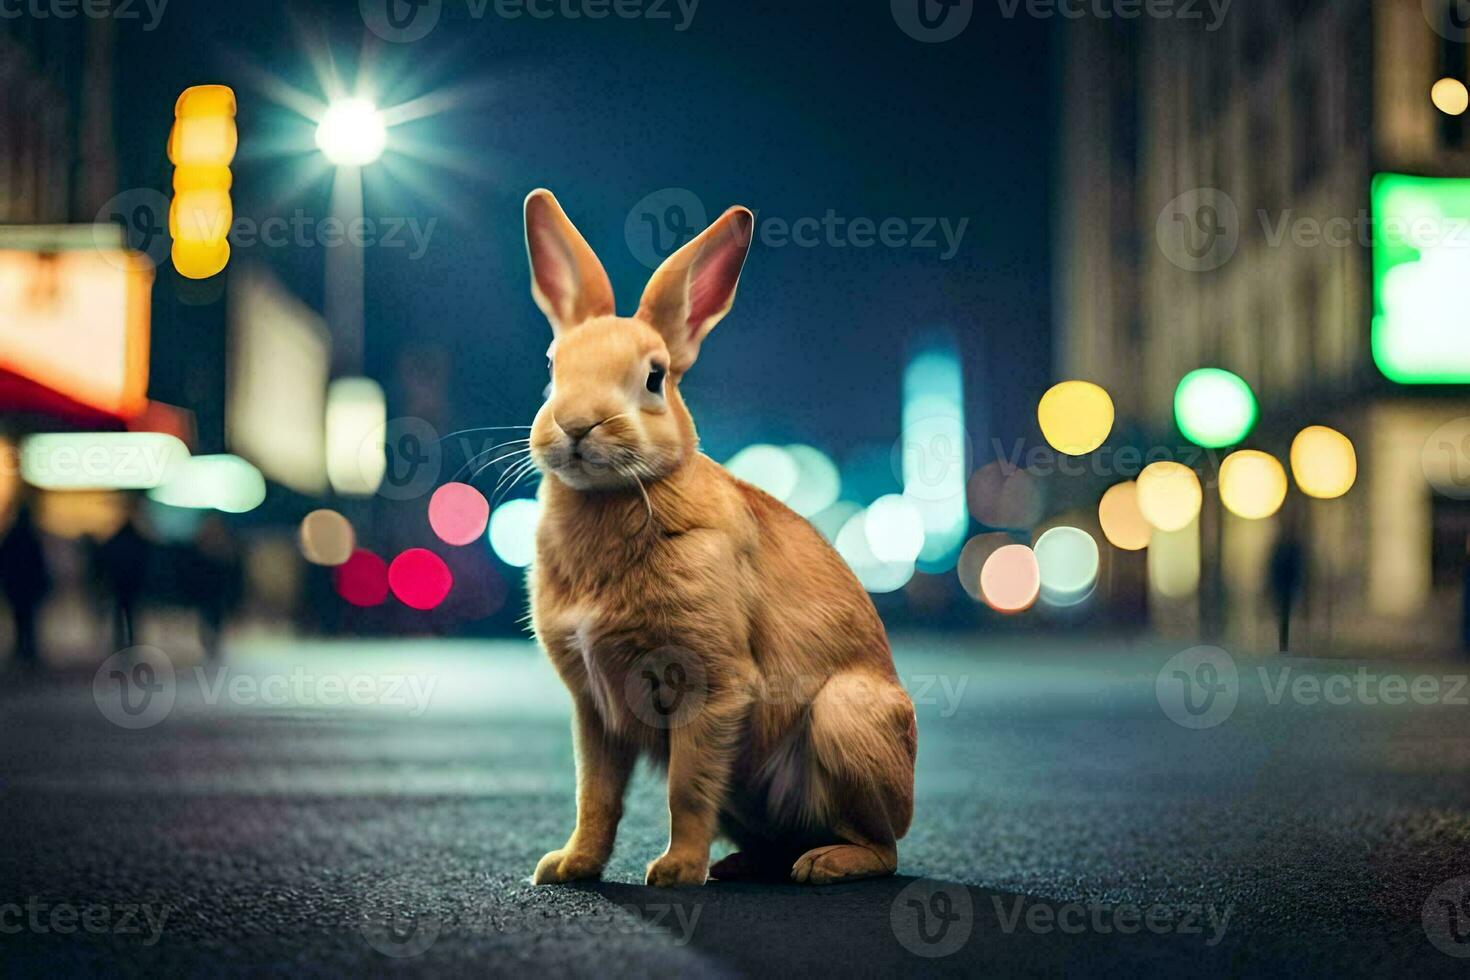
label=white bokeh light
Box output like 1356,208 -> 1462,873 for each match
863,494 -> 926,564
488,498 -> 541,568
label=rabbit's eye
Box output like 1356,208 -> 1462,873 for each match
646,365 -> 666,395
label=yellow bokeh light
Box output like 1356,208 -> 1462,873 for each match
1432,77 -> 1470,117
171,238 -> 231,280
1098,481 -> 1152,551
1289,426 -> 1357,500
175,84 -> 237,119
1219,450 -> 1288,520
1136,461 -> 1203,532
170,190 -> 232,243
168,115 -> 238,167
173,164 -> 233,193
1037,381 -> 1114,456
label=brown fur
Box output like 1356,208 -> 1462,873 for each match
522,190 -> 915,888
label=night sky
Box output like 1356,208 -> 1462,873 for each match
114,0 -> 1053,475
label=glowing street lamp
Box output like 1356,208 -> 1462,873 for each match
315,97 -> 388,378
315,98 -> 387,167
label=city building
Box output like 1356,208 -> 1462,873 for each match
1057,0 -> 1470,654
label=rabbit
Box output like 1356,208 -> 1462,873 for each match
522,189 -> 916,888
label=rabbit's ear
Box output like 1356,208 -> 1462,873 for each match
524,189 -> 616,336
636,205 -> 754,373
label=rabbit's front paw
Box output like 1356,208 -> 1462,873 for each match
645,850 -> 708,887
533,848 -> 604,885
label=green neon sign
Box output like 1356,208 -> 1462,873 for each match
1372,173 -> 1470,384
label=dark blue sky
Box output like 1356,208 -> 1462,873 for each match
118,0 -> 1053,472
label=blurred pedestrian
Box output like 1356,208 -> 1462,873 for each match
191,516 -> 242,660
0,494 -> 50,669
1269,513 -> 1305,655
95,497 -> 151,651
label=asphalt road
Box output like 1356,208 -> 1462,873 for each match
2,636 -> 1469,977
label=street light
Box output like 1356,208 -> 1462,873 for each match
314,97 -> 387,383
315,98 -> 387,167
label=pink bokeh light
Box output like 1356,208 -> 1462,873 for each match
428,482 -> 491,546
334,549 -> 390,607
388,548 -> 454,610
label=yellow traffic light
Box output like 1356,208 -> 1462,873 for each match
168,84 -> 236,279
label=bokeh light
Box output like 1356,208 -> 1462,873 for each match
325,377 -> 388,496
34,491 -> 129,541
148,454 -> 266,513
864,494 -> 926,564
901,341 -> 969,570
1136,461 -> 1203,532
784,444 -> 842,517
1173,368 -> 1257,448
388,548 -> 454,610
1218,450 -> 1288,520
956,533 -> 1013,601
835,509 -> 915,594
1097,481 -> 1151,551
20,432 -> 189,490
978,544 -> 1041,614
967,461 -> 1044,529
333,549 -> 389,607
1037,381 -> 1114,455
488,498 -> 541,568
1034,526 -> 1100,607
1289,426 -> 1357,500
299,509 -> 355,566
725,444 -> 799,502
1432,77 -> 1470,116
429,482 -> 491,546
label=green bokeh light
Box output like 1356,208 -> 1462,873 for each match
1173,368 -> 1257,449
1371,173 -> 1470,383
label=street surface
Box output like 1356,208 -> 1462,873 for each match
2,636 -> 1469,976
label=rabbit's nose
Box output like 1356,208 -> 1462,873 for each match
556,417 -> 604,442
